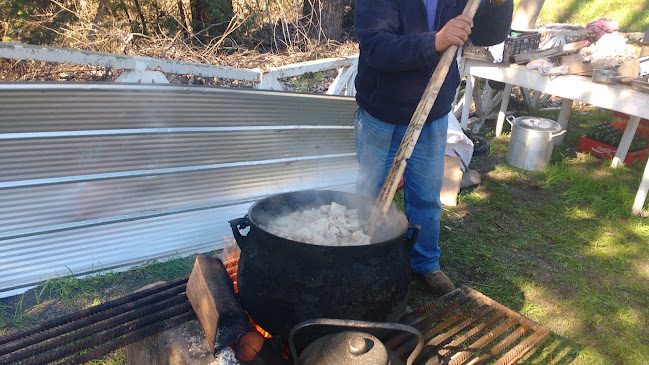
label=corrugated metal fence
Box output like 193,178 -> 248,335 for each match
0,83 -> 359,296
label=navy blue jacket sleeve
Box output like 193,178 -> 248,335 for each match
355,0 -> 439,72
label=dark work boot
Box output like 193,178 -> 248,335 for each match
416,270 -> 455,297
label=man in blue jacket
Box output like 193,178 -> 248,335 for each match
354,0 -> 513,296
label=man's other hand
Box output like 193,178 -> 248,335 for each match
434,14 -> 473,53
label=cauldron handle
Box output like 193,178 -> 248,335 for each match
406,225 -> 421,250
288,318 -> 424,365
228,216 -> 249,249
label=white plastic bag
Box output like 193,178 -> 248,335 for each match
446,112 -> 474,171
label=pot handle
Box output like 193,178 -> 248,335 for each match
228,216 -> 250,249
406,225 -> 421,250
288,318 -> 424,365
550,130 -> 567,140
506,115 -> 516,126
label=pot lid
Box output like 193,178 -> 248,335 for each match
299,331 -> 392,365
513,116 -> 561,132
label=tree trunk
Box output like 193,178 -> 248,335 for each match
88,0 -> 106,46
303,0 -> 345,41
177,0 -> 193,37
511,0 -> 545,30
132,0 -> 148,35
191,0 -> 233,34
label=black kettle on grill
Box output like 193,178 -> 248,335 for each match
288,319 -> 425,365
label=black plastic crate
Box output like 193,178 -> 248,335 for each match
463,31 -> 541,63
503,31 -> 541,63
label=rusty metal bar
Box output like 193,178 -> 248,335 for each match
384,296 -> 470,349
437,311 -> 506,358
447,317 -> 517,365
17,302 -> 193,365
223,257 -> 239,268
493,327 -> 551,365
465,324 -> 527,365
2,295 -> 187,364
428,305 -> 493,347
61,311 -> 196,365
421,301 -> 483,340
415,307 -> 499,363
400,287 -> 465,324
464,288 -> 540,331
0,275 -> 189,347
393,301 -> 484,358
0,284 -> 187,357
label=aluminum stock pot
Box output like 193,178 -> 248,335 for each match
505,116 -> 566,171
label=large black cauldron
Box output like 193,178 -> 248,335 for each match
229,190 -> 419,341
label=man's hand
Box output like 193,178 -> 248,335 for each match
435,14 -> 473,53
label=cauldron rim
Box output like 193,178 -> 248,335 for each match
245,189 -> 409,247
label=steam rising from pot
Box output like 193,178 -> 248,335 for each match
265,202 -> 371,246
255,192 -> 407,246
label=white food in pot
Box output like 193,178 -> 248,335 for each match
266,202 -> 371,246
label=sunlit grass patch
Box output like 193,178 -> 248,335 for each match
441,108 -> 649,364
563,205 -> 595,220
520,301 -> 546,322
574,349 -> 608,365
486,163 -> 523,181
457,188 -> 489,205
531,0 -> 649,32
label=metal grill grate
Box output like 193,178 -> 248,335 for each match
0,258 -> 548,364
0,258 -> 239,365
384,286 -> 550,365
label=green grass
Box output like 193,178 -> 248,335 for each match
513,0 -> 649,32
437,109 -> 649,364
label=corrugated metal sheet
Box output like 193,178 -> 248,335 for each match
0,83 -> 359,296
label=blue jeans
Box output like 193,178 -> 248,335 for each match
355,108 -> 448,274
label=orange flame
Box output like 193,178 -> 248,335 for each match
221,235 -> 241,263
254,323 -> 273,339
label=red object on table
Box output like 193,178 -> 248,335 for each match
578,136 -> 648,165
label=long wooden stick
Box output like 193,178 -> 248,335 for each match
366,0 -> 483,237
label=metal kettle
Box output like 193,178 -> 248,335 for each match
288,319 -> 423,365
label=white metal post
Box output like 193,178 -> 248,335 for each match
554,98 -> 573,146
495,83 -> 513,136
612,116 -> 641,168
632,157 -> 649,216
460,74 -> 475,129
